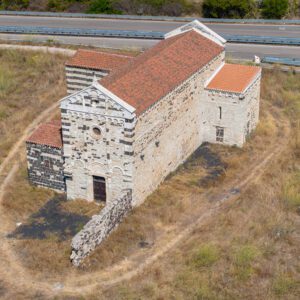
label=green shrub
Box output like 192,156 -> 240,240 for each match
47,0 -> 66,11
192,244 -> 220,268
261,0 -> 289,19
202,0 -> 256,19
88,0 -> 121,14
233,245 -> 259,280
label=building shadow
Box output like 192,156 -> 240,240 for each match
7,194 -> 90,241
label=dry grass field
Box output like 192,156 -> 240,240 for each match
0,50 -> 299,300
0,49 -> 67,164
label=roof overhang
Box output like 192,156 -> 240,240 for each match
164,20 -> 226,47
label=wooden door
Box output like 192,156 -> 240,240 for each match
93,176 -> 106,202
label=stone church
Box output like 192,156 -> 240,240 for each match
26,21 -> 261,207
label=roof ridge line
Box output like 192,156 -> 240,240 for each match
100,31 -> 198,88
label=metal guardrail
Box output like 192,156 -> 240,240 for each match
0,10 -> 300,24
0,26 -> 164,39
262,56 -> 300,67
0,25 -> 300,46
223,34 -> 300,46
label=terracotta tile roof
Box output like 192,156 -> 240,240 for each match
26,120 -> 62,148
206,63 -> 261,93
66,49 -> 133,71
101,30 -> 224,115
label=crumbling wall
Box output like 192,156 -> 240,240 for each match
70,190 -> 132,266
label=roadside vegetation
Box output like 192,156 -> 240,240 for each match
0,0 -> 299,18
0,59 -> 299,299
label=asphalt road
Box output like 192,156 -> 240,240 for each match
0,15 -> 299,60
1,33 -> 299,61
1,15 -> 300,38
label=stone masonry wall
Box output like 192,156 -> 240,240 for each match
26,142 -> 65,191
70,190 -> 132,266
202,73 -> 261,147
61,85 -> 135,203
132,53 -> 225,206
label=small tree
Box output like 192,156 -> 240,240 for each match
261,0 -> 289,19
202,0 -> 255,19
88,0 -> 121,14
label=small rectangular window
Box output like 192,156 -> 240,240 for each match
219,106 -> 222,119
216,127 -> 224,142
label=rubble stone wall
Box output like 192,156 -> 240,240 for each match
70,190 -> 132,266
26,142 -> 65,191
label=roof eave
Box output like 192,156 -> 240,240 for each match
205,87 -> 242,95
164,20 -> 226,47
26,140 -> 62,149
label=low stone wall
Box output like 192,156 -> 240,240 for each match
70,190 -> 132,266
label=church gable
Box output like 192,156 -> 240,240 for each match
60,82 -> 135,120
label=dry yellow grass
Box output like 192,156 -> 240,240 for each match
0,56 -> 299,300
0,49 -> 67,164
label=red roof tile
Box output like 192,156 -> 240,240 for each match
206,63 -> 261,93
101,30 -> 224,115
26,120 -> 62,148
66,49 -> 133,71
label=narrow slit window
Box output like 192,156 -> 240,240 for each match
216,127 -> 224,142
219,106 -> 222,119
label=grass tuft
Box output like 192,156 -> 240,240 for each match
191,244 -> 220,268
272,274 -> 299,296
232,245 -> 259,281
282,171 -> 300,210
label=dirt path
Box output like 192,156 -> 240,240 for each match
0,98 -> 291,298
0,101 -> 61,296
